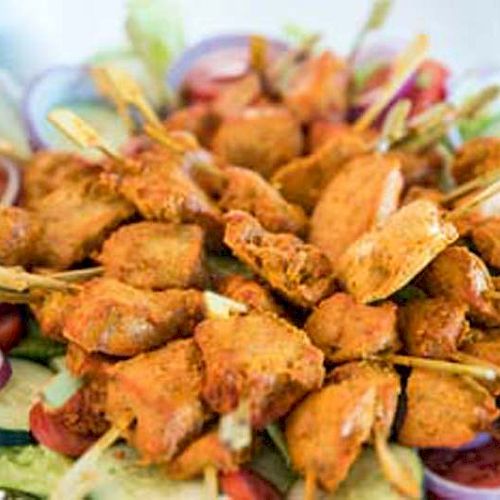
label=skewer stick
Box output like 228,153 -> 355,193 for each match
0,138 -> 29,163
249,34 -> 268,75
0,289 -> 32,304
377,99 -> 412,152
203,465 -> 218,500
103,66 -> 162,129
0,266 -> 79,293
348,0 -> 394,63
47,108 -> 125,166
354,34 -> 429,132
452,352 -> 500,378
304,469 -> 317,500
90,66 -> 134,132
373,428 -> 420,499
381,354 -> 496,381
51,418 -> 132,500
447,179 -> 500,221
441,168 -> 500,204
50,267 -> 104,282
142,123 -> 187,155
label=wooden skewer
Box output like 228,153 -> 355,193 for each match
203,465 -> 218,500
143,123 -> 187,155
382,354 -> 496,381
249,34 -> 268,75
0,266 -> 79,293
51,418 -> 132,500
90,66 -> 134,132
354,34 -> 429,132
47,108 -> 126,166
304,468 -> 317,500
377,99 -> 412,152
447,178 -> 500,221
441,168 -> 500,205
0,138 -> 29,163
50,267 -> 104,282
103,66 -> 162,129
373,428 -> 420,499
452,352 -> 500,379
0,289 -> 32,304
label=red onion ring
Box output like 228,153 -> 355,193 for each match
0,156 -> 21,207
166,33 -> 288,97
0,351 -> 12,390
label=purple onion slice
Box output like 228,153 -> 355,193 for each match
0,156 -> 21,207
0,351 -> 12,390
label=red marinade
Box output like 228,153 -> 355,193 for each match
421,439 -> 500,489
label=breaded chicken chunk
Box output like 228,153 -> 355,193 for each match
224,211 -> 333,308
106,339 -> 207,463
305,293 -> 399,362
399,368 -> 498,448
212,106 -> 303,178
98,222 -> 207,290
195,311 -> 325,428
63,278 -> 204,356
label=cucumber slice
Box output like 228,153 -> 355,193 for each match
287,445 -> 424,500
0,446 -> 70,497
0,359 -> 52,431
90,445 -> 204,500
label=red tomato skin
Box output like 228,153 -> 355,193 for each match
220,469 -> 282,500
0,304 -> 23,352
29,402 -> 96,458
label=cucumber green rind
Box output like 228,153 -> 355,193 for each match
0,430 -> 34,447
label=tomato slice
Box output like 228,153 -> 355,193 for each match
220,469 -> 282,500
0,304 -> 23,352
29,402 -> 96,457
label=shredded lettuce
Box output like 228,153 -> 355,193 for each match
126,0 -> 185,100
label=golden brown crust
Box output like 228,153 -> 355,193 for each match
398,368 -> 499,448
98,221 -> 208,290
309,153 -> 403,267
195,311 -> 325,429
224,211 -> 334,308
471,217 -> 500,269
106,339 -> 207,464
305,293 -> 399,362
212,106 -> 303,178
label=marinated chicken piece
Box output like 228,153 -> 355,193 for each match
114,148 -> 223,247
461,329 -> 500,395
219,165 -> 307,236
164,429 -> 249,480
398,297 -> 469,359
163,103 -> 219,147
331,362 -> 401,438
420,246 -> 500,326
65,342 -> 115,377
387,150 -> 441,188
271,130 -> 369,212
30,290 -> 73,341
398,368 -> 499,448
285,377 -> 376,492
305,293 -> 399,362
309,154 -> 403,266
212,106 -> 303,178
22,151 -> 94,208
194,311 -> 325,428
98,222 -> 207,290
48,376 -> 109,439
224,211 -> 334,308
0,206 -> 42,266
402,186 -> 442,205
451,137 -> 500,184
471,217 -> 500,268
337,200 -> 459,303
308,121 -> 365,151
63,278 -> 204,356
35,178 -> 134,270
216,274 -> 283,315
283,51 -> 348,123
106,339 -> 207,463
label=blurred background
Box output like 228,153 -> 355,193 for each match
1,0 -> 500,84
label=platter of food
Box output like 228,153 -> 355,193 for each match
1,0 -> 500,498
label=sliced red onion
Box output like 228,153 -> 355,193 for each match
0,156 -> 21,206
166,33 -> 288,95
0,351 -> 12,390
425,467 -> 500,500
22,65 -> 101,151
